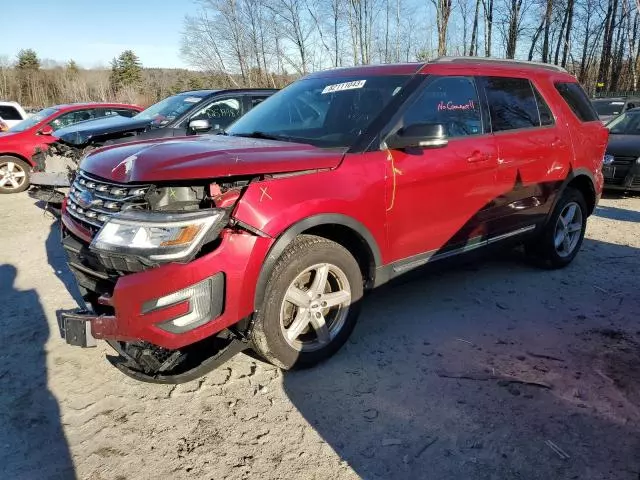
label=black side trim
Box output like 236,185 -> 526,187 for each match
253,214 -> 382,308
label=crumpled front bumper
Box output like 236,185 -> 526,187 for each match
60,212 -> 272,351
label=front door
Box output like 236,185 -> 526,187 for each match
383,75 -> 500,263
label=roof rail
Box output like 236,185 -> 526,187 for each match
430,56 -> 568,73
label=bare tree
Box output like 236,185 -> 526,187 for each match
432,0 -> 453,56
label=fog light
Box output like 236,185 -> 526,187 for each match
142,274 -> 224,333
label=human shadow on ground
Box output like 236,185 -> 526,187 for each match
45,219 -> 85,310
0,264 -> 76,479
283,239 -> 640,480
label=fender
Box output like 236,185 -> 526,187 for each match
543,166 -> 597,228
253,213 -> 382,309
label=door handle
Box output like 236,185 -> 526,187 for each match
467,151 -> 490,163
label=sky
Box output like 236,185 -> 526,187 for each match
2,0 -> 195,69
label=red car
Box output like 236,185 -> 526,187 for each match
0,103 -> 142,193
58,58 -> 607,383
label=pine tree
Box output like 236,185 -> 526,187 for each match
110,50 -> 143,92
66,59 -> 80,77
16,49 -> 40,70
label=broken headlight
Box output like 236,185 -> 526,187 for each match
90,209 -> 226,262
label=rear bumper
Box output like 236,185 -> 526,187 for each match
60,212 -> 272,350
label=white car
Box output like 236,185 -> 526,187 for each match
0,101 -> 28,129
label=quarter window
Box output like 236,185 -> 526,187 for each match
483,77 -> 541,132
401,76 -> 483,137
555,82 -> 599,122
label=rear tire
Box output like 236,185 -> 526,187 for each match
250,235 -> 364,370
526,187 -> 587,269
0,156 -> 30,194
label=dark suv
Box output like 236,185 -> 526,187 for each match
57,58 -> 608,383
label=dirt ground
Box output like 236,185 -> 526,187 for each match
0,191 -> 639,480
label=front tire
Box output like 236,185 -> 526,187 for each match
250,235 -> 364,370
526,187 -> 587,269
0,156 -> 30,194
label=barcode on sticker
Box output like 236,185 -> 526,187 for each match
322,80 -> 366,94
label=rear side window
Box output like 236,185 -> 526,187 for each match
555,82 -> 599,122
0,106 -> 22,120
483,77 -> 540,132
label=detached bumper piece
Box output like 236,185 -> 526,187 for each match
58,309 -> 247,384
106,334 -> 248,384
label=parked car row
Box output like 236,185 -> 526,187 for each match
52,58 -> 608,383
591,95 -> 640,193
0,89 -> 277,195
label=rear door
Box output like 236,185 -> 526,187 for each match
383,75 -> 501,262
479,76 -> 574,235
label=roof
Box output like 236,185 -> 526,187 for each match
52,102 -> 142,110
430,57 -> 568,73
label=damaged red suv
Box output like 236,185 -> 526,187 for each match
59,58 -> 607,383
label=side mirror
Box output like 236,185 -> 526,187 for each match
386,123 -> 448,150
188,118 -> 211,133
38,125 -> 54,136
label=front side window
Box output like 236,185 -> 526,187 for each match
190,97 -> 242,129
400,76 -> 483,137
556,82 -> 599,122
227,75 -> 410,148
50,109 -> 98,131
0,105 -> 22,120
483,77 -> 541,132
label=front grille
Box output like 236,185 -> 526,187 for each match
66,170 -> 150,232
632,176 -> 640,187
612,155 -> 636,165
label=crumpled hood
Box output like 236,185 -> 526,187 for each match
55,116 -> 153,146
0,131 -> 22,140
80,135 -> 345,183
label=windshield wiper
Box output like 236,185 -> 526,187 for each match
231,131 -> 290,142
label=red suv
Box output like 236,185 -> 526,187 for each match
0,102 -> 142,193
58,58 -> 607,383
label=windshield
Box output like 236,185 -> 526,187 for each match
592,100 -> 625,117
134,93 -> 205,125
606,111 -> 640,134
9,107 -> 57,132
226,75 -> 410,148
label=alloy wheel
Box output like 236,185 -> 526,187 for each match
554,201 -> 583,258
0,161 -> 27,190
280,263 -> 352,352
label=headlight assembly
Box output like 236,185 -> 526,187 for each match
90,209 -> 227,263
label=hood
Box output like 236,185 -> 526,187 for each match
606,134 -> 640,157
80,135 -> 345,183
54,116 -> 154,146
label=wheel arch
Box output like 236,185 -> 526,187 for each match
253,214 -> 382,309
565,168 -> 597,215
0,152 -> 33,167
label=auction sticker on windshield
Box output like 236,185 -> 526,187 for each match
322,80 -> 366,94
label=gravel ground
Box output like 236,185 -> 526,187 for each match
0,191 -> 639,480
